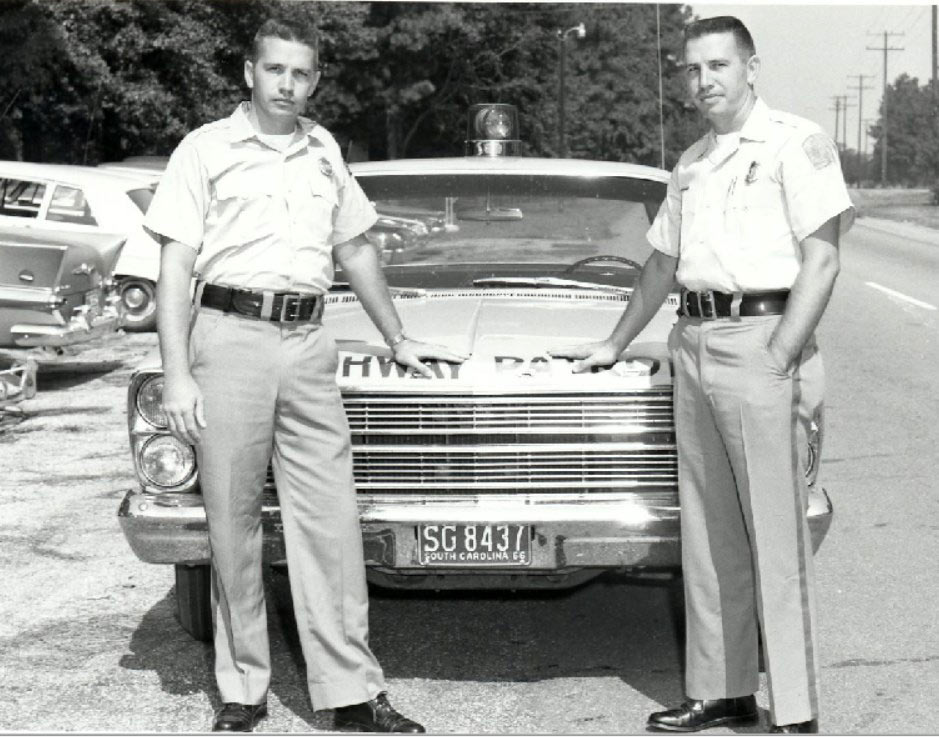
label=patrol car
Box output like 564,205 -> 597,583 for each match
117,105 -> 832,641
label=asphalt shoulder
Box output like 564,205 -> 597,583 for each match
854,215 -> 939,246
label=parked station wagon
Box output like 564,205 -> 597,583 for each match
118,106 -> 832,641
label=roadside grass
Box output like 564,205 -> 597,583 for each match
850,188 -> 939,230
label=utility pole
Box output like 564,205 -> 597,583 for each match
848,75 -> 874,186
863,118 -> 874,155
556,23 -> 586,159
933,6 -> 937,93
867,31 -> 905,184
840,95 -> 855,159
830,95 -> 842,150
862,118 -> 875,183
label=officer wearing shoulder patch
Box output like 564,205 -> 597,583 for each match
145,17 -> 466,734
552,16 -> 852,734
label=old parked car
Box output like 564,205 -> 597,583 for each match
0,161 -> 161,331
118,105 -> 832,641
0,225 -> 125,351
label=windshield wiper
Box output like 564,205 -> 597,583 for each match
332,282 -> 427,297
471,276 -> 632,295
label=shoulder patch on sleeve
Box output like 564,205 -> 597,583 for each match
802,133 -> 836,170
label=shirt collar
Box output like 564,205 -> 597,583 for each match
738,97 -> 772,142
701,96 -> 771,163
227,102 -> 325,148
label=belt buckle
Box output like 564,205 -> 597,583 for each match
279,294 -> 300,322
698,290 -> 717,320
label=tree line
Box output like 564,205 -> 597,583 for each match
0,0 -> 705,168
868,75 -> 939,189
2,0 -> 934,189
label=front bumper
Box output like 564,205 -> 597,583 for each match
118,489 -> 834,582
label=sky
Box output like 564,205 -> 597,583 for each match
688,2 -> 936,153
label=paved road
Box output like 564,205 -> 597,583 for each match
0,217 -> 936,733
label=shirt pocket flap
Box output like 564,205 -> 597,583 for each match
215,172 -> 273,201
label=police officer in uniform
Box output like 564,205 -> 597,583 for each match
552,16 -> 853,734
145,17 -> 466,733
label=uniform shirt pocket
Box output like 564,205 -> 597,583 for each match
679,184 -> 698,246
210,172 -> 279,248
732,168 -> 784,245
288,172 -> 339,246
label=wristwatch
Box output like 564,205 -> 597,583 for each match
386,330 -> 410,348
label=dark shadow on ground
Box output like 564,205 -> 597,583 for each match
119,589 -> 216,700
36,360 -> 127,391
124,569 -> 776,733
272,569 -> 688,712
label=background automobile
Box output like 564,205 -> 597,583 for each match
97,155 -> 169,180
0,161 -> 161,331
0,225 -> 125,351
117,107 -> 833,642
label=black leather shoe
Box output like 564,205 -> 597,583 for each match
212,702 -> 268,732
334,693 -> 425,733
647,696 -> 758,732
770,720 -> 818,733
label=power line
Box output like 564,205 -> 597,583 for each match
866,31 -> 905,184
902,6 -> 928,36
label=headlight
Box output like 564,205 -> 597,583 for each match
139,435 -> 195,487
136,375 -> 167,428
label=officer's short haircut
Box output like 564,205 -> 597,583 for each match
249,18 -> 319,62
683,16 -> 756,60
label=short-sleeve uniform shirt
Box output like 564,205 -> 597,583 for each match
647,98 -> 855,292
144,102 -> 378,294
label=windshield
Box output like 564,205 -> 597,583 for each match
355,173 -> 664,284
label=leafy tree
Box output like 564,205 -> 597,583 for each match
0,0 -> 701,168
868,74 -> 939,186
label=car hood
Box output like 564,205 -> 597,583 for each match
327,290 -> 676,392
134,290 -> 678,392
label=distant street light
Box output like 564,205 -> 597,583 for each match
557,22 -> 586,158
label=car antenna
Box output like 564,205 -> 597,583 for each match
656,4 -> 666,169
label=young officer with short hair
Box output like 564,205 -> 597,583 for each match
552,15 -> 853,734
146,17 -> 465,733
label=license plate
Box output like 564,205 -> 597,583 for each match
417,524 -> 531,566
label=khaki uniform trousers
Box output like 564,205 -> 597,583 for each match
189,307 -> 386,709
669,314 -> 821,726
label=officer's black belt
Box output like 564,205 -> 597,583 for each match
678,288 -> 790,319
199,282 -> 324,323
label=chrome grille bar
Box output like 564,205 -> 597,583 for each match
350,445 -> 676,489
261,391 -> 677,496
343,391 -> 673,434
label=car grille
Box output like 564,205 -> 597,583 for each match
344,392 -> 673,434
264,390 -> 676,496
